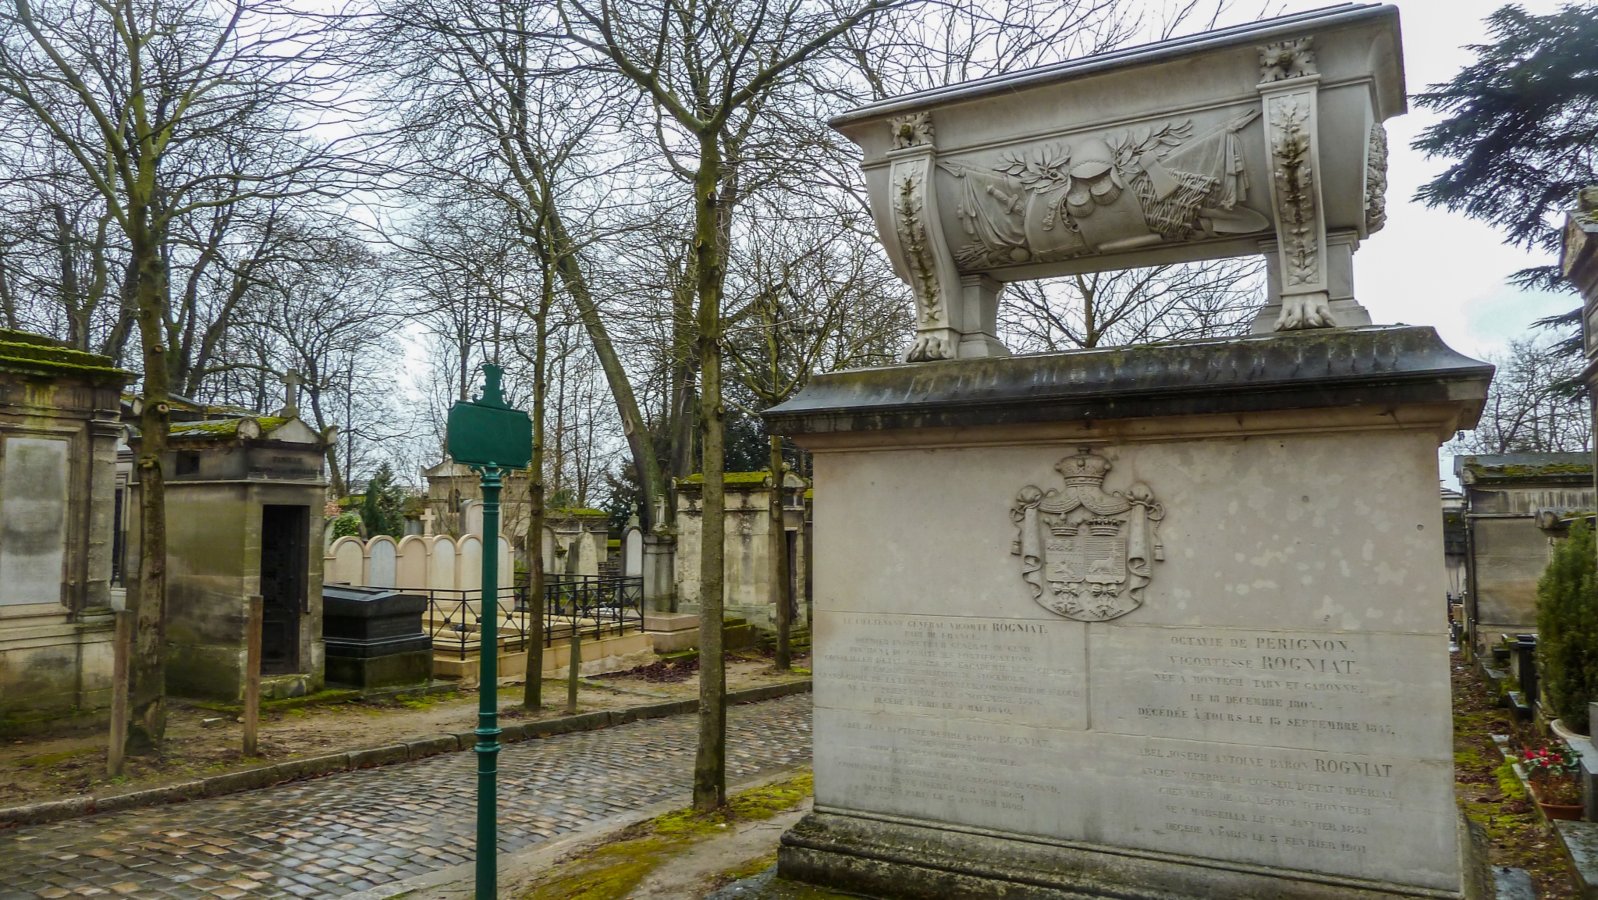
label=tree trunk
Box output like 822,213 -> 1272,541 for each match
692,131 -> 727,812
523,264 -> 551,710
769,435 -> 791,671
127,215 -> 170,752
545,213 -> 668,530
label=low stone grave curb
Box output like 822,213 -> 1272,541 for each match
0,678 -> 811,828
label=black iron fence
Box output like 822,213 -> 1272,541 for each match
422,575 -> 644,661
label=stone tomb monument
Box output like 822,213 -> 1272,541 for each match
771,6 -> 1492,899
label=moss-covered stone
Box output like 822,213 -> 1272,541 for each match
520,771 -> 814,900
0,333 -> 129,382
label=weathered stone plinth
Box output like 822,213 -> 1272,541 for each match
767,326 -> 1491,899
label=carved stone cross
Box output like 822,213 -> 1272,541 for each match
280,369 -> 303,418
420,508 -> 436,537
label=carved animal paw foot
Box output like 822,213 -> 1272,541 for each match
1274,293 -> 1337,331
904,334 -> 952,361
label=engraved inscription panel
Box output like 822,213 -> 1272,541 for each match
814,612 -> 1086,729
1089,626 -> 1450,753
815,706 -> 1459,891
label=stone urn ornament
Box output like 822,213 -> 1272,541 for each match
830,5 -> 1405,361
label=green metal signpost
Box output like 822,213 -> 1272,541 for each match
445,364 -> 532,899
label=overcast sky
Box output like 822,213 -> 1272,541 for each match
1265,0 -> 1573,362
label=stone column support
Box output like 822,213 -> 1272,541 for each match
1257,38 -> 1333,331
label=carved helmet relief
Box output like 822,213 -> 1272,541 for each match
1011,449 -> 1164,622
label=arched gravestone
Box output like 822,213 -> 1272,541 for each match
623,526 -> 644,578
396,535 -> 430,589
771,6 -> 1493,899
462,499 -> 483,537
429,536 -> 457,593
367,536 -> 397,588
327,536 -> 365,586
458,535 -> 483,593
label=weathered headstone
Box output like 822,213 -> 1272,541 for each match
622,522 -> 644,578
367,536 -> 397,589
771,7 -> 1490,899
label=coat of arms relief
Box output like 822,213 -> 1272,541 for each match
1011,449 -> 1164,622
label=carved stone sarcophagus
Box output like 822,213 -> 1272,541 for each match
831,4 -> 1405,360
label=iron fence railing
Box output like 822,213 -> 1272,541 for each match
422,575 -> 644,661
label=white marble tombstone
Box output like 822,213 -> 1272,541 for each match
772,7 -> 1491,899
367,536 -> 397,588
327,536 -> 365,586
396,535 -> 430,589
429,536 -> 457,593
457,534 -> 483,593
623,525 -> 644,578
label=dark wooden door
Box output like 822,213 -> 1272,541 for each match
260,505 -> 309,675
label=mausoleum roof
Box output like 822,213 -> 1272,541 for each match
1454,453 -> 1593,485
0,328 -> 130,383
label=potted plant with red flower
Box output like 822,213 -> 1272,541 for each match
1522,744 -> 1584,820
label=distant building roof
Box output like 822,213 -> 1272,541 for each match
1454,453 -> 1593,485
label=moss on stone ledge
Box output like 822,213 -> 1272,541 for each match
0,332 -> 129,382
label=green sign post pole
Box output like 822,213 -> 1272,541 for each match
474,462 -> 502,896
445,364 -> 531,900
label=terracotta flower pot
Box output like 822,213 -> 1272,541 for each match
1530,783 -> 1584,821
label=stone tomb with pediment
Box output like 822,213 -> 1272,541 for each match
768,6 -> 1493,899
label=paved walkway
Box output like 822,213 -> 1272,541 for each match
0,695 -> 812,898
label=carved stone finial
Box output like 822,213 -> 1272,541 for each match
1258,38 -> 1316,82
1365,124 -> 1389,234
889,112 -> 934,149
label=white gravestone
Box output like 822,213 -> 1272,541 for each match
327,536 -> 365,586
367,536 -> 397,588
623,526 -> 644,578
396,535 -> 430,589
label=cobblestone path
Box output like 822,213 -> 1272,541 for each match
0,695 -> 811,898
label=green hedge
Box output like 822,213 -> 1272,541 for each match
1537,520 -> 1598,733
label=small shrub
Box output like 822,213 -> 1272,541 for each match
1536,520 -> 1598,732
331,513 -> 362,539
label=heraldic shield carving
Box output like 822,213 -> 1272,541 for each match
1010,449 -> 1165,621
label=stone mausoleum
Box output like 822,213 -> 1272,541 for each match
773,6 -> 1493,898
0,330 -> 129,735
1453,453 -> 1594,658
675,470 -> 810,630
125,409 -> 331,700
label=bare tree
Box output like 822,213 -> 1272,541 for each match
557,0 -> 902,811
999,259 -> 1262,352
0,0 -> 372,748
1451,336 -> 1590,455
